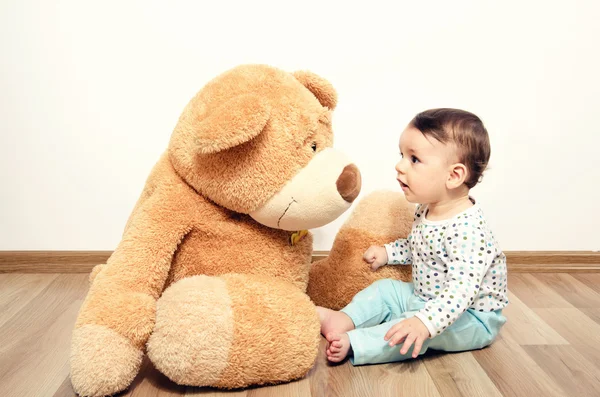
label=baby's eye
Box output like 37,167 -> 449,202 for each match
411,155 -> 420,164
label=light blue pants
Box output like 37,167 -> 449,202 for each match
341,279 -> 506,365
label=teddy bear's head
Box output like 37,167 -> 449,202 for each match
168,64 -> 361,231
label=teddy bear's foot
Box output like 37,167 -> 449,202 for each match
70,324 -> 144,397
147,274 -> 320,389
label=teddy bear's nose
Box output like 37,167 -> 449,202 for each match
336,164 -> 361,203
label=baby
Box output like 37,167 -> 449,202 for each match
317,108 -> 508,364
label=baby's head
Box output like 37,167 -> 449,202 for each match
395,108 -> 490,204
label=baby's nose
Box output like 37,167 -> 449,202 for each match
336,164 -> 361,203
396,159 -> 406,174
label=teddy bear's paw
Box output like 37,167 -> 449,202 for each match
147,275 -> 234,387
70,324 -> 143,397
147,274 -> 320,388
88,264 -> 106,285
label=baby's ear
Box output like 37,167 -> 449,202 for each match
292,70 -> 337,110
185,94 -> 271,154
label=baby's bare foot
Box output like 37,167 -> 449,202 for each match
326,333 -> 351,363
316,306 -> 355,337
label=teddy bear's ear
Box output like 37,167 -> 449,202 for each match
292,71 -> 338,110
191,94 -> 271,154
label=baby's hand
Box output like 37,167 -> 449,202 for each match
384,316 -> 430,358
363,245 -> 388,271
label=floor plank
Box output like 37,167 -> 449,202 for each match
507,273 -> 574,308
522,345 -> 600,397
423,351 -> 503,397
533,308 -> 600,372
185,387 -> 248,397
0,273 -> 59,329
579,307 -> 600,326
534,274 -> 600,308
472,334 -> 567,397
121,357 -> 187,397
52,376 -> 78,397
500,293 -> 568,345
3,272 -> 600,396
571,273 -> 600,294
306,339 -> 331,396
322,359 -> 442,397
0,274 -> 88,357
0,275 -> 88,397
246,379 -> 310,397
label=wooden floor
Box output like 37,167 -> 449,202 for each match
2,273 -> 600,397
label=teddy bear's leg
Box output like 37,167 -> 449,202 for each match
307,190 -> 414,309
147,274 -> 320,389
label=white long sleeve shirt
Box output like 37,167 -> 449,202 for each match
384,200 -> 508,337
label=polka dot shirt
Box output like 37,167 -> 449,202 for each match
384,199 -> 508,338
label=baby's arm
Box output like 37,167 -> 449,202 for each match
365,204 -> 419,270
414,225 -> 494,337
363,237 -> 413,271
384,237 -> 413,265
383,204 -> 421,266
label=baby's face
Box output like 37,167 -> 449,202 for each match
395,126 -> 459,204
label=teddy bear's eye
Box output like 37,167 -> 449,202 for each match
311,142 -> 317,152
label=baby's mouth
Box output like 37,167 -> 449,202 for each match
398,180 -> 409,189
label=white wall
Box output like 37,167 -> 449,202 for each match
1,0 -> 599,251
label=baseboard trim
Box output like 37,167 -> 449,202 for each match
1,250 -> 599,273
503,251 -> 600,272
0,251 -> 111,273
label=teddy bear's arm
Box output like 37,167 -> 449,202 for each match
70,184 -> 196,397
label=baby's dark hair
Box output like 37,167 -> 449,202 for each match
409,108 -> 491,188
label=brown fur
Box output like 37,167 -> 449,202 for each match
307,190 -> 414,310
146,273 -> 320,389
146,276 -> 235,385
70,325 -> 143,397
215,274 -> 320,388
168,67 -> 335,213
70,64 -> 363,397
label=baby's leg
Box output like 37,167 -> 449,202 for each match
317,279 -> 413,337
428,309 -> 506,352
318,279 -> 417,363
345,309 -> 506,365
340,279 -> 415,330
346,313 -> 433,365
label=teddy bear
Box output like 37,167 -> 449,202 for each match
307,190 -> 414,310
69,64 -> 362,396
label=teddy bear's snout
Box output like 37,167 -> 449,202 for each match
336,164 -> 361,203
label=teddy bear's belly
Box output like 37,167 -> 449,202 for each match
165,225 -> 313,291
